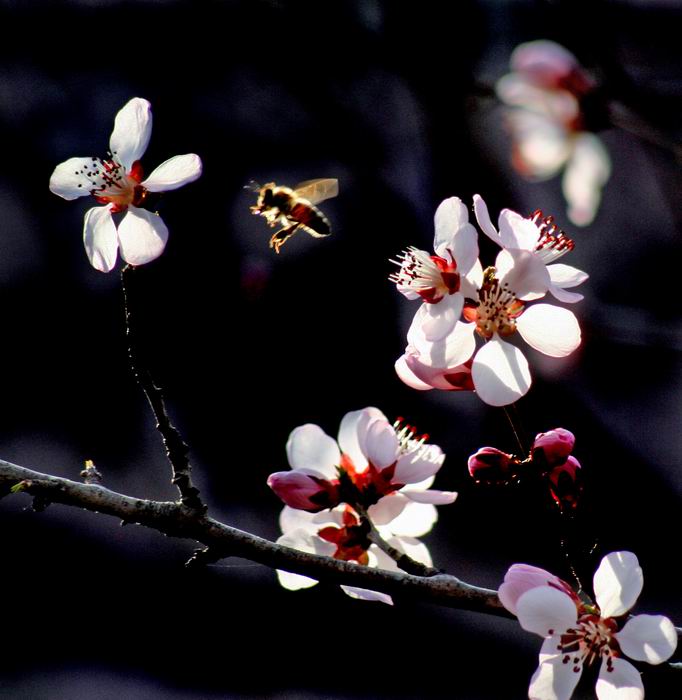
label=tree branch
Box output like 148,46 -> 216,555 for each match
0,458 -> 506,617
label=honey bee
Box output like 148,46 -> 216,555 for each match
249,178 -> 338,253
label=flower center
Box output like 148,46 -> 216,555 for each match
390,247 -> 460,303
393,417 -> 429,455
528,210 -> 575,264
317,506 -> 370,565
557,613 -> 620,674
464,268 -> 525,339
75,156 -> 147,213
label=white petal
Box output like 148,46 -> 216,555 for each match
472,337 -> 531,407
49,157 -> 97,200
517,304 -> 581,357
117,207 -> 169,266
497,248 -> 550,300
548,263 -> 589,289
616,615 -> 677,664
593,551 -> 643,618
395,354 -> 434,391
404,349 -> 473,391
338,407 -> 385,467
285,424 -> 340,479
464,257 -> 484,291
390,535 -> 433,567
499,564 -> 566,616
341,585 -> 393,605
418,293 -> 464,342
365,420 -> 399,469
434,196 -> 469,251
473,194 -> 500,244
563,132 -> 611,227
382,499 -> 438,538
142,153 -> 202,192
394,444 -> 445,485
402,488 -> 457,505
279,505 -> 342,534
109,97 -> 152,171
368,493 -> 408,526
498,209 -> 540,251
548,283 -> 584,304
595,657 -> 643,700
529,646 -> 582,700
82,206 -> 118,272
409,317 -> 477,371
275,530 -> 334,590
516,586 -> 578,637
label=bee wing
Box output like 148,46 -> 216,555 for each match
293,179 -> 339,205
298,224 -> 331,239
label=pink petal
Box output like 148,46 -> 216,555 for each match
340,585 -> 394,605
433,197 -> 479,275
548,263 -> 589,289
499,563 -> 568,616
511,40 -> 580,79
142,153 -> 203,192
82,206 -> 119,272
528,644 -> 582,700
517,304 -> 581,357
408,315 -> 477,370
390,535 -> 433,567
368,493 -> 408,525
595,657 -> 643,700
117,207 -> 169,266
266,471 -> 338,512
471,336 -> 531,407
548,283 -> 584,304
49,157 -> 97,200
593,551 -> 643,618
563,133 -> 611,227
516,586 -> 578,637
402,488 -> 457,505
285,424 -> 340,479
109,97 -> 152,172
616,615 -> 677,665
379,498 -> 437,538
416,293 -> 464,343
395,354 -> 434,391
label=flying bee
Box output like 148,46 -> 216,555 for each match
249,178 -> 338,253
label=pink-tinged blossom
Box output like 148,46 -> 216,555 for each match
390,197 -> 480,344
468,446 -> 520,484
267,407 -> 456,513
496,40 -> 611,226
473,195 -> 588,304
501,551 -> 677,700
532,428 -> 576,465
49,97 -> 202,272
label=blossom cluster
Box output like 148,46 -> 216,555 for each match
267,407 -> 456,604
393,195 -> 586,406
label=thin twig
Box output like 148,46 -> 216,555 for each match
354,502 -> 441,578
502,405 -> 527,457
120,266 -> 205,512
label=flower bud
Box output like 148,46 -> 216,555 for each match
547,455 -> 582,511
532,428 -> 575,468
468,447 -> 519,484
267,471 -> 340,512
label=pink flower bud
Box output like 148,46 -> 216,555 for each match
468,447 -> 519,484
498,563 -> 577,616
532,428 -> 575,468
267,471 -> 340,512
547,455 -> 582,511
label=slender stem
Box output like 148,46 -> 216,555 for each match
502,405 -> 527,457
354,503 -> 440,578
120,266 -> 205,512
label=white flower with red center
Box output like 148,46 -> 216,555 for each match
500,552 -> 678,700
496,40 -> 611,226
473,194 -> 588,304
400,239 -> 581,406
275,502 -> 435,605
390,197 -> 480,344
49,97 -> 202,272
267,407 -> 457,513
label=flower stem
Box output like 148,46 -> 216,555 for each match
354,503 -> 440,578
502,404 -> 528,456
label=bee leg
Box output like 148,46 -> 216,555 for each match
270,223 -> 301,253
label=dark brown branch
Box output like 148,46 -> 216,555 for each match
120,266 -> 205,512
0,458 -> 506,617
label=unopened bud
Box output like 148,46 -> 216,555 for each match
547,456 -> 582,511
532,428 -> 575,468
468,447 -> 520,484
267,471 -> 340,512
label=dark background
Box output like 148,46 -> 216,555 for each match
0,0 -> 680,698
